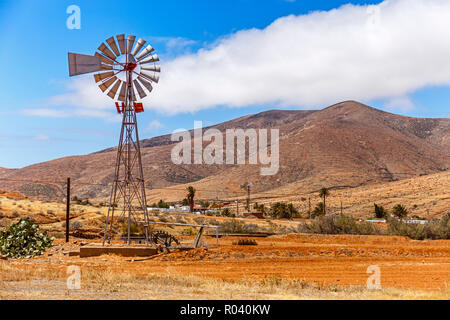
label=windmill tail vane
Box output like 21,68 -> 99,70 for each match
68,34 -> 161,246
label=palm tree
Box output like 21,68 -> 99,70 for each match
319,187 -> 330,215
392,204 -> 408,220
186,186 -> 196,213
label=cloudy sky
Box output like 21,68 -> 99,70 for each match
0,0 -> 450,168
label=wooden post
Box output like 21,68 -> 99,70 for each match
194,226 -> 204,248
66,177 -> 70,243
340,201 -> 343,216
215,227 -> 219,248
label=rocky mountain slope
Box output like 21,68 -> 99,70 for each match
0,101 -> 448,202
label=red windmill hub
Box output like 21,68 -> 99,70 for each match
124,62 -> 137,72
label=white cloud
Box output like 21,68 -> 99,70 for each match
384,96 -> 416,112
21,74 -> 122,121
22,108 -> 70,118
43,0 -> 450,116
46,75 -> 112,111
148,36 -> 198,58
22,105 -> 121,121
146,119 -> 165,132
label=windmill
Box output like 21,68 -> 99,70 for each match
68,34 -> 160,246
240,182 -> 253,211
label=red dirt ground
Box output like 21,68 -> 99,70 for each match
11,233 -> 449,292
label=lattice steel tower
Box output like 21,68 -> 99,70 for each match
68,34 -> 160,245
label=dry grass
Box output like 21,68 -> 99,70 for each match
0,261 -> 448,300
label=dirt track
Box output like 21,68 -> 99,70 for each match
141,234 -> 450,291
4,234 -> 448,294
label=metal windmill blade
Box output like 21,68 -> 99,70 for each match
99,76 -> 117,92
137,76 -> 153,92
141,65 -> 161,72
127,53 -> 137,64
133,79 -> 147,99
106,36 -> 121,57
116,34 -> 126,54
94,71 -> 115,83
95,52 -> 114,65
126,35 -> 136,54
118,81 -> 127,101
140,70 -> 160,83
107,80 -> 122,99
101,64 -> 114,71
135,44 -> 154,61
131,38 -> 146,56
139,54 -> 159,65
98,43 -> 117,60
68,53 -> 103,76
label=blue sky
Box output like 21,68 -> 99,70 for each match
0,0 -> 449,168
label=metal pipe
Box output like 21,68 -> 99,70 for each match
141,220 -> 219,229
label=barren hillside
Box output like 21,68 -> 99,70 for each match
0,101 -> 448,204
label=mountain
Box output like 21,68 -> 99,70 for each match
0,101 -> 448,203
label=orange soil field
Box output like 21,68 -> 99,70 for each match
4,234 -> 449,293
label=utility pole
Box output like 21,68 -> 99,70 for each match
308,197 -> 311,219
246,184 -> 251,211
66,177 -> 70,243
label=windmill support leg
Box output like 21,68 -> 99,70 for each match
103,69 -> 150,246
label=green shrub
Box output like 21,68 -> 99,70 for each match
150,200 -> 170,209
182,228 -> 196,236
374,204 -> 387,219
311,202 -> 325,219
221,208 -> 232,217
387,214 -> 449,240
120,223 -> 146,236
219,219 -> 245,234
243,223 -> 259,234
0,218 -> 54,258
299,215 -> 381,235
269,202 -> 298,219
253,203 -> 267,215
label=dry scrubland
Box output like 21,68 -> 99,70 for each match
0,234 -> 449,300
0,188 -> 449,300
152,171 -> 450,220
260,171 -> 450,219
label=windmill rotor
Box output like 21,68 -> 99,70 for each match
68,34 -> 161,102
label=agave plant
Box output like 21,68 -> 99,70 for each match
0,218 -> 54,258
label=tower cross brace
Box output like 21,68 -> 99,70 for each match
103,65 -> 150,246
